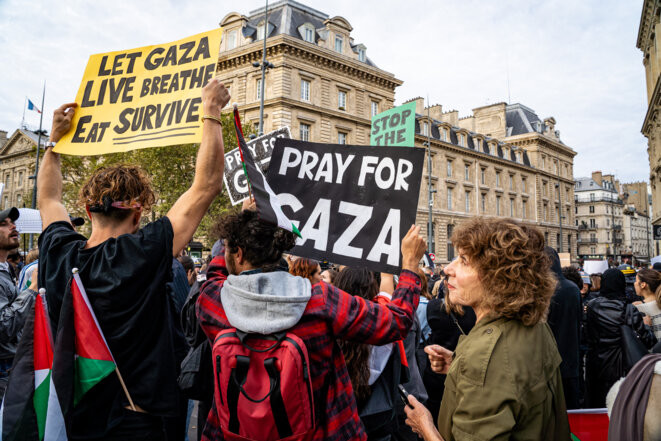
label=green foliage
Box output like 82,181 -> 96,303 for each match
59,113 -> 255,245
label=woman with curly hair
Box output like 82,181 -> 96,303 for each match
289,257 -> 322,285
404,218 -> 571,441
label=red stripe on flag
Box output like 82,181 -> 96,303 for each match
72,273 -> 114,362
33,296 -> 53,371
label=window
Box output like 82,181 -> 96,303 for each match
447,225 -> 455,261
16,195 -> 22,207
300,79 -> 310,102
358,48 -> 366,62
606,205 -> 609,214
510,199 -> 515,217
509,174 -> 514,190
556,234 -> 561,250
338,91 -> 346,110
481,168 -> 486,185
4,175 -> 8,187
464,164 -> 470,181
465,191 -> 470,212
422,122 -> 429,136
607,232 -> 610,240
227,30 -> 237,50
441,128 -> 448,141
590,218 -> 596,228
338,132 -> 347,145
303,26 -> 314,43
496,196 -> 501,216
496,172 -> 500,187
335,35 -> 343,53
554,160 -> 558,174
590,193 -> 595,201
542,155 -> 546,168
568,234 -> 572,252
458,133 -> 465,147
591,246 -> 596,254
300,123 -> 310,141
474,138 -> 481,150
371,101 -> 378,117
543,181 -> 548,196
2,196 -> 6,209
256,78 -> 262,100
18,171 -> 23,187
522,200 -> 527,219
481,193 -> 486,212
447,188 -> 453,210
589,205 -> 595,213
256,22 -> 266,40
544,203 -> 548,221
545,232 -> 549,245
606,218 -> 610,226
447,160 -> 453,178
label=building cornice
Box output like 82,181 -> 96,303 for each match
236,96 -> 373,125
216,34 -> 403,90
637,0 -> 660,51
642,76 -> 661,135
506,133 -> 577,158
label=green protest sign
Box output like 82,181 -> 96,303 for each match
370,101 -> 417,146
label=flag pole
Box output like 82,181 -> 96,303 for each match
71,268 -> 136,411
21,97 -> 26,129
29,82 -> 46,249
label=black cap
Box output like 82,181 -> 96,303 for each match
653,262 -> 661,271
0,207 -> 19,222
69,216 -> 85,227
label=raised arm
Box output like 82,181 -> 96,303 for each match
167,78 -> 230,256
38,102 -> 78,230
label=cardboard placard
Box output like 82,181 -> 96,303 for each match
370,101 -> 417,147
55,29 -> 222,155
267,139 -> 425,274
223,127 -> 291,205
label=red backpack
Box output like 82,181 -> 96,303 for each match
212,328 -> 315,441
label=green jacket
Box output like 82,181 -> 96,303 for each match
437,316 -> 571,441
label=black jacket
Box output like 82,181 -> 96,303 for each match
585,268 -> 657,406
545,248 -> 582,379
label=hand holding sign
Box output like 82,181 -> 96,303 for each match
202,78 -> 230,117
50,103 -> 78,143
401,225 -> 426,272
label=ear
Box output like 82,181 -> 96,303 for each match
235,246 -> 245,265
85,206 -> 92,220
133,210 -> 142,226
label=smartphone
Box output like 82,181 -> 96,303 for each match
398,384 -> 414,409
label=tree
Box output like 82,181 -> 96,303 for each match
58,112 -> 256,244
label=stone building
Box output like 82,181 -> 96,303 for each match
410,99 -> 577,263
0,129 -> 41,210
216,0 -> 401,144
622,204 -> 652,265
574,172 -> 625,261
637,1 -> 661,254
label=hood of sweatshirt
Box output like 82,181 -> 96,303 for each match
221,270 -> 312,334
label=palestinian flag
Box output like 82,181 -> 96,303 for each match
0,293 -> 66,441
70,271 -> 115,405
232,105 -> 301,237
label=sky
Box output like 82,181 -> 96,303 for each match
0,0 -> 649,182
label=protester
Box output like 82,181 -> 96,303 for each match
404,218 -> 570,440
546,248 -> 582,409
320,267 -> 338,285
633,268 -> 661,340
415,267 -> 432,346
421,294 -> 475,429
590,273 -> 602,296
36,78 -> 230,440
0,207 -> 38,395
289,257 -> 322,285
585,268 -> 657,408
179,255 -> 198,287
562,266 -> 583,291
196,203 -> 426,441
17,247 -> 39,291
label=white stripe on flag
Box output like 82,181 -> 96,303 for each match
43,375 -> 67,441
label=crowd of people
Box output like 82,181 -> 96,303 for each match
0,80 -> 659,440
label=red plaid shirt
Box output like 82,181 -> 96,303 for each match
196,254 -> 420,441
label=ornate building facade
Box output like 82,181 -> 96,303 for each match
0,129 -> 40,210
637,0 -> 661,254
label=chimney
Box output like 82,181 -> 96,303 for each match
441,110 -> 459,126
426,104 -> 443,121
592,171 -> 602,186
404,97 -> 425,115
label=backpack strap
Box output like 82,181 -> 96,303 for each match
264,357 -> 294,439
228,355 -> 250,433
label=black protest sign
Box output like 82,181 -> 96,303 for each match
223,127 -> 291,205
267,139 -> 425,274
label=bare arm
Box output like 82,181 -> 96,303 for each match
167,78 -> 230,256
38,103 -> 78,230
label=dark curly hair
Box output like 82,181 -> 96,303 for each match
562,266 -> 583,291
212,210 -> 297,268
78,164 -> 155,221
452,218 -> 555,327
333,267 -> 379,405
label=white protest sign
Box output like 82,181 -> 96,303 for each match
583,260 -> 609,275
15,208 -> 43,234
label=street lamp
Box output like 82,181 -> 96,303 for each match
253,0 -> 275,136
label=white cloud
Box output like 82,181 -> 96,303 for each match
0,0 -> 649,182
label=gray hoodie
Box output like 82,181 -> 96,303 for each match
221,270 -> 311,334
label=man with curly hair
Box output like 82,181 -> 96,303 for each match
36,78 -> 230,440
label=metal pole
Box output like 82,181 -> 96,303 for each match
29,82 -> 45,250
258,0 -> 268,136
426,102 -> 433,253
21,97 -> 26,130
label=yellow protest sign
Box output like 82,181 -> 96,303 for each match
54,29 -> 222,156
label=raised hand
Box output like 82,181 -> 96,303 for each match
401,224 -> 426,272
202,77 -> 230,116
50,102 -> 78,143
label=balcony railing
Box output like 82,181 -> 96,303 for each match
612,225 -> 622,231
577,238 -> 598,244
574,196 -> 624,205
578,224 -> 598,230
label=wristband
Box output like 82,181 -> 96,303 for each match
201,115 -> 223,125
45,141 -> 56,149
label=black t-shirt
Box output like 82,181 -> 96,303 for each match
38,218 -> 183,438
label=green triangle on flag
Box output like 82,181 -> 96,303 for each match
74,357 -> 116,406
